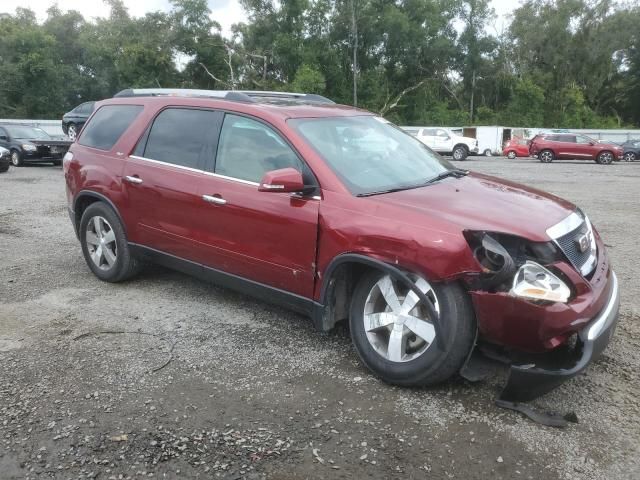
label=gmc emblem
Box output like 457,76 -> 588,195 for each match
576,232 -> 591,253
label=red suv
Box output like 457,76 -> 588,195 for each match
529,133 -> 623,164
64,89 -> 619,402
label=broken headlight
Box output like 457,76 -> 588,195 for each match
510,261 -> 571,303
465,231 -> 569,302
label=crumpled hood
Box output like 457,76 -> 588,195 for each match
372,172 -> 576,242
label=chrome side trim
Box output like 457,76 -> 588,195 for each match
586,272 -> 619,341
129,155 -> 203,174
546,211 -> 583,239
204,172 -> 259,186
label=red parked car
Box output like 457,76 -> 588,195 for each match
529,133 -> 623,164
64,89 -> 619,402
502,138 -> 530,159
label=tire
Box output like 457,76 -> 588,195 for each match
79,202 -> 142,282
483,149 -> 492,157
596,151 -> 614,165
67,124 -> 78,141
507,151 -> 516,159
539,149 -> 554,163
452,145 -> 468,161
0,164 -> 9,173
349,271 -> 476,387
10,150 -> 23,167
623,152 -> 636,162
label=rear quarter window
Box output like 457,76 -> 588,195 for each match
79,105 -> 143,151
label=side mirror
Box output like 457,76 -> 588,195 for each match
258,167 -> 307,193
589,142 -> 595,146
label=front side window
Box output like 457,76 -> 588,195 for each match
215,114 -> 302,183
141,108 -> 219,170
436,129 -> 449,137
575,135 -> 594,144
289,116 -> 453,196
79,105 -> 142,151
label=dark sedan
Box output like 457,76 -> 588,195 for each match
0,125 -> 72,167
62,101 -> 95,140
621,140 -> 640,161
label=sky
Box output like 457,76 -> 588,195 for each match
1,0 -> 519,37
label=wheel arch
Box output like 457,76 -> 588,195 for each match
73,190 -> 127,237
314,253 -> 445,350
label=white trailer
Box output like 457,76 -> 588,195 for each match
454,126 -> 532,156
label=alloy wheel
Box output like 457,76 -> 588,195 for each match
85,216 -> 117,271
540,151 -> 553,163
363,274 -> 440,363
599,152 -> 613,164
68,125 -> 77,141
507,151 -> 516,159
623,152 -> 636,162
10,151 -> 20,166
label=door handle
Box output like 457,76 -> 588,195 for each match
124,175 -> 143,184
202,194 -> 227,205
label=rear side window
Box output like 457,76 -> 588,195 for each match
79,105 -> 142,151
141,108 -> 219,170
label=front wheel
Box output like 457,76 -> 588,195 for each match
623,152 -> 636,162
452,145 -> 468,161
10,150 -> 23,167
67,124 -> 78,141
596,151 -> 614,165
483,149 -> 492,157
79,202 -> 142,282
349,271 -> 476,386
507,151 -> 517,159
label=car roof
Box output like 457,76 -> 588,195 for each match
100,89 -> 373,121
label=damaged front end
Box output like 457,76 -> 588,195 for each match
462,221 -> 620,403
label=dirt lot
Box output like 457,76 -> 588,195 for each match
1,157 -> 639,480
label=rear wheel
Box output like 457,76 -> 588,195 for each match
349,271 -> 475,386
623,152 -> 636,162
483,149 -> 492,157
596,151 -> 614,165
79,202 -> 142,282
507,151 -> 517,159
539,150 -> 554,163
452,145 -> 468,161
10,150 -> 23,167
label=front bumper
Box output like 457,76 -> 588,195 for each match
499,271 -> 620,402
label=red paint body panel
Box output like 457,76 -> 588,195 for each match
529,134 -> 623,160
64,95 -> 617,355
502,139 -> 530,157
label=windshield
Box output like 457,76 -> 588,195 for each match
289,116 -> 453,196
5,126 -> 50,140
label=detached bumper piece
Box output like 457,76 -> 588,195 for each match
500,272 -> 620,403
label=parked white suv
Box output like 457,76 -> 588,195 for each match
404,127 -> 478,160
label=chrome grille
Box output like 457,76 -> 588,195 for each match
547,212 -> 597,276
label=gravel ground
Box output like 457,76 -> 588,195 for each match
0,157 -> 638,480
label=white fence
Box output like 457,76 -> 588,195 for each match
0,119 -> 66,138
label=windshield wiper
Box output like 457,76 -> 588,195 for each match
356,169 -> 469,197
423,169 -> 469,185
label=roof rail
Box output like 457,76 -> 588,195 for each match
113,88 -> 335,105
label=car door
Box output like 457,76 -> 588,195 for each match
0,127 -> 9,150
418,128 -> 436,149
574,134 -> 597,160
434,129 -> 451,152
552,134 -> 576,159
198,113 -> 320,298
123,107 -> 223,262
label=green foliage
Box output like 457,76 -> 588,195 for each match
0,0 -> 638,128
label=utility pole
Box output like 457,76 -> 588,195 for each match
351,0 -> 358,107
